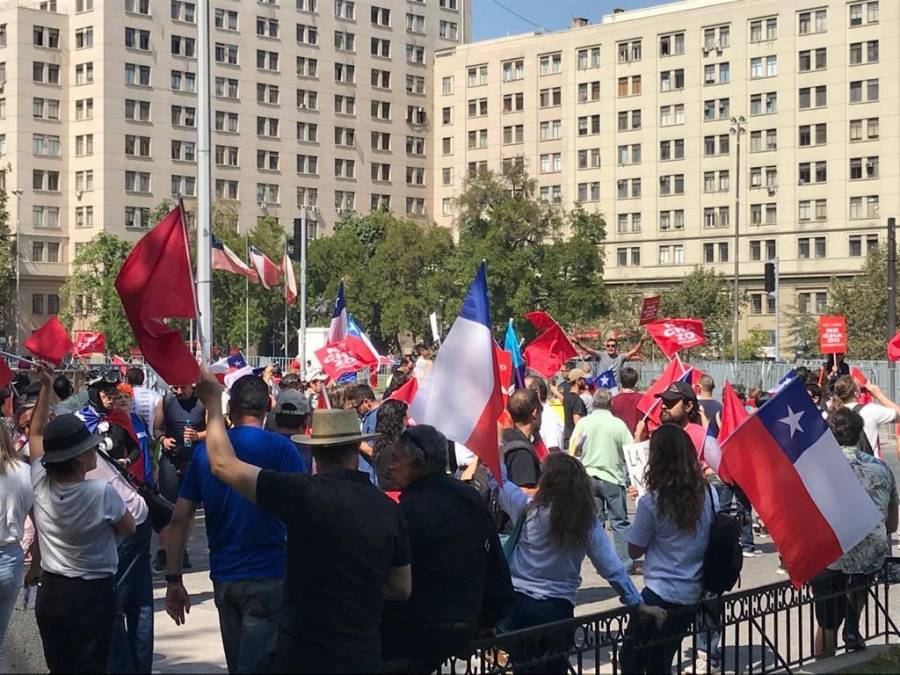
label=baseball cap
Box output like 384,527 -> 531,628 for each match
655,381 -> 697,403
273,389 -> 311,416
568,368 -> 589,383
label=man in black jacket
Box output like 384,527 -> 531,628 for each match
382,425 -> 514,672
501,389 -> 543,490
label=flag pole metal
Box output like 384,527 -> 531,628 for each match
299,207 -> 308,368
284,238 -> 289,358
195,0 -> 212,363
888,217 -> 896,400
245,234 -> 250,354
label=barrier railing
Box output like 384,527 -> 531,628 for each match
442,559 -> 900,674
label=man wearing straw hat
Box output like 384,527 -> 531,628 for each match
192,369 -> 411,673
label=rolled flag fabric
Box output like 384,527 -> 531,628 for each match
114,204 -> 199,386
24,316 -> 74,366
328,281 -> 348,343
283,252 -> 298,305
212,235 -> 258,282
720,377 -> 883,586
249,245 -> 282,290
645,319 -> 706,358
410,263 -> 504,482
72,331 -> 106,357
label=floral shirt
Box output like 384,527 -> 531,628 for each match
829,444 -> 898,575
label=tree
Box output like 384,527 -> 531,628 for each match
659,267 -> 737,358
59,233 -> 134,353
826,245 -> 898,359
0,190 -> 15,343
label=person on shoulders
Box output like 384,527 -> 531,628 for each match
575,336 -> 646,379
192,369 -> 411,673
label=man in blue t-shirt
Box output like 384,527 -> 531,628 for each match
163,375 -> 304,673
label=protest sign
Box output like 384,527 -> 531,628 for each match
639,296 -> 661,326
623,441 -> 650,497
818,315 -> 846,354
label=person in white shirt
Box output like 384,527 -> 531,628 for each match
413,344 -> 432,381
28,368 -> 136,674
525,375 -> 563,453
831,375 -> 900,460
126,367 -> 162,439
0,423 -> 34,670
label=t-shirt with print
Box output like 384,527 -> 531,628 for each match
31,461 -> 126,579
848,402 -> 898,459
829,445 -> 898,575
179,425 -> 305,582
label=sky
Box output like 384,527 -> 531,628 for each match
471,0 -> 664,41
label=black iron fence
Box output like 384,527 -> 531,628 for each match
443,559 -> 900,674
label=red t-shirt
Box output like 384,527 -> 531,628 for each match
611,391 -> 643,435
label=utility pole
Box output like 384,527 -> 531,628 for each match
730,116 -> 746,365
888,217 -> 896,400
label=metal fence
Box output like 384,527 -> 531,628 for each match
443,559 -> 900,674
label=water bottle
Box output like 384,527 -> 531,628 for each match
183,421 -> 193,448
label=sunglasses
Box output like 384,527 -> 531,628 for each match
661,397 -> 684,409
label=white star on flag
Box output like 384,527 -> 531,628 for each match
778,405 -> 805,438
600,376 -> 610,386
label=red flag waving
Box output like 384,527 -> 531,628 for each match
522,312 -> 579,378
387,376 -> 419,405
114,205 -> 199,386
889,332 -> 900,361
646,319 -> 706,358
719,381 -> 750,442
73,331 -> 106,356
314,336 -> 379,380
24,316 -> 74,365
636,356 -> 689,428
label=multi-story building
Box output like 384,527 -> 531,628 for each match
0,0 -> 469,347
432,0 -> 895,357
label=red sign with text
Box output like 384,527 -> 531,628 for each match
639,296 -> 661,326
818,315 -> 847,354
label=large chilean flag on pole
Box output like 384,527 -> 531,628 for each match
410,262 -> 504,480
720,376 -> 882,586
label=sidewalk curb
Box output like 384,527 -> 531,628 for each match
796,642 -> 898,674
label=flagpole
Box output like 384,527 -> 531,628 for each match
283,238 -> 289,359
245,233 -> 250,353
299,207 -> 308,367
195,0 -> 212,363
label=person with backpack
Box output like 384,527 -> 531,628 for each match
622,424 -> 719,674
496,453 -> 665,673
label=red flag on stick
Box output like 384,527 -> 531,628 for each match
73,331 -> 106,356
24,317 -> 74,365
314,336 -> 379,380
645,319 -> 706,358
522,312 -> 579,378
636,356 -> 689,428
114,204 -> 199,385
387,376 -> 419,405
524,311 -> 558,332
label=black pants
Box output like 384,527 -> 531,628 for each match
621,587 -> 693,674
500,591 -> 575,674
36,572 -> 116,673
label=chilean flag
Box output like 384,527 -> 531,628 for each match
410,263 -> 504,481
283,252 -> 298,305
249,245 -> 282,290
590,368 -> 618,394
212,236 -> 258,282
328,281 -> 348,344
720,376 -> 882,586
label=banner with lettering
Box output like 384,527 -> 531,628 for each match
818,315 -> 847,354
639,296 -> 661,326
645,318 -> 707,358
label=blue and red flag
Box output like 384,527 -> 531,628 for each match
328,280 -> 348,344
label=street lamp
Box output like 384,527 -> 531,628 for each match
729,116 -> 746,365
10,188 -> 23,353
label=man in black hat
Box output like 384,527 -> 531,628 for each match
635,381 -> 707,456
268,389 -> 312,470
193,369 -> 411,673
382,425 -> 513,672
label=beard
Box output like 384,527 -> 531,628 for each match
660,407 -> 684,424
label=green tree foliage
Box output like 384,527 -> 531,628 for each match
0,190 -> 16,337
59,233 -> 134,353
659,267 -> 737,357
826,245 -> 899,359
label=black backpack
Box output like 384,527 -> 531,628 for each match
702,484 -> 743,595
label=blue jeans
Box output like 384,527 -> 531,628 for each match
592,478 -> 631,567
500,591 -> 574,674
213,577 -> 283,673
109,519 -> 154,673
715,483 -> 754,551
0,543 -> 25,672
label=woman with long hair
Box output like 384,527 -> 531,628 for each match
498,453 -> 663,673
622,423 -> 716,674
371,399 -> 408,490
0,422 -> 33,671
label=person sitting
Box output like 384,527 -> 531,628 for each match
381,425 -> 513,672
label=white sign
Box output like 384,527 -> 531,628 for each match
623,441 -> 650,497
429,312 -> 440,343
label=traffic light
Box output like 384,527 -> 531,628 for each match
764,261 -> 776,293
291,218 -> 303,258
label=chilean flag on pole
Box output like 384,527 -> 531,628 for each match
328,281 -> 348,343
282,252 -> 298,305
720,376 -> 882,586
212,236 -> 258,282
249,245 -> 282,290
410,263 -> 504,481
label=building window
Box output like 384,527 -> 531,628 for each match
749,17 -> 777,42
577,46 -> 601,70
617,40 -> 642,63
501,59 -> 524,83
849,79 -> 879,103
849,2 -> 879,27
798,8 -> 828,34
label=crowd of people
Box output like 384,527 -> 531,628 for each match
0,339 -> 897,674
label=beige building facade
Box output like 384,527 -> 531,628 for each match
0,0 -> 468,347
432,0 -> 896,357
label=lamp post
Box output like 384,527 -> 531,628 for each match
10,188 -> 23,353
729,116 -> 746,365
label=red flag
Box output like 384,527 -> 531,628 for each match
111,355 -> 129,377
114,205 -> 199,386
0,358 -> 12,390
24,317 -> 74,365
888,332 -> 900,361
850,367 -> 868,387
387,376 -> 419,405
718,381 -> 750,443
636,356 -> 689,428
314,336 -> 379,380
494,343 -> 513,407
524,311 -> 558,332
73,331 -> 106,356
645,319 -> 706,358
522,317 -> 579,378
317,381 -> 331,410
